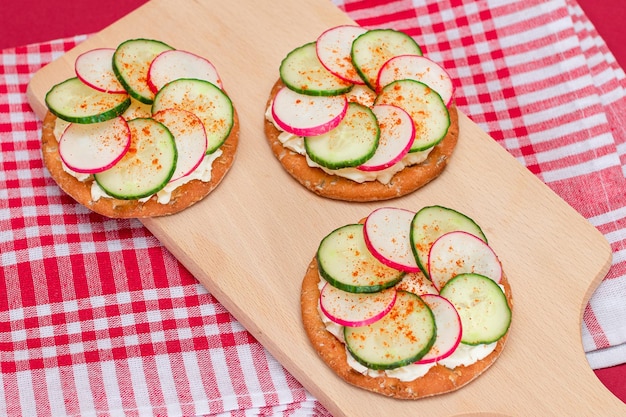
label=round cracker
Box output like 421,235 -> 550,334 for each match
41,109 -> 239,218
301,256 -> 513,399
264,80 -> 459,202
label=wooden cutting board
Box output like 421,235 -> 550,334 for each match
26,0 -> 622,415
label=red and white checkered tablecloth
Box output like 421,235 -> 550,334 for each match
1,0 -> 625,415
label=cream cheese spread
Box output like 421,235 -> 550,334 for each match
53,99 -> 219,205
317,276 -> 499,382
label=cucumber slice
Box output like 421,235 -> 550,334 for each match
152,78 -> 234,154
440,273 -> 511,345
375,79 -> 450,152
317,223 -> 404,293
304,102 -> 379,170
344,291 -> 436,370
45,77 -> 131,124
112,38 -> 174,104
410,205 -> 486,277
94,118 -> 177,199
351,29 -> 422,90
280,42 -> 353,96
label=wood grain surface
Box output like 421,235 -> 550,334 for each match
26,0 -> 621,415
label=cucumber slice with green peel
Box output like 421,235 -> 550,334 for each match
317,223 -> 405,293
440,273 -> 512,345
45,77 -> 131,124
94,118 -> 177,200
304,102 -> 379,170
410,205 -> 487,277
280,42 -> 354,96
112,38 -> 174,104
351,29 -> 422,90
344,291 -> 436,370
375,79 -> 450,152
152,78 -> 234,154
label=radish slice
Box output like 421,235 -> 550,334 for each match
428,231 -> 502,291
152,108 -> 208,181
364,207 -> 420,272
75,48 -> 127,94
357,104 -> 414,171
319,282 -> 396,327
395,271 -> 438,296
376,54 -> 454,106
271,86 -> 348,137
316,25 -> 368,84
148,49 -> 222,94
58,116 -> 130,174
416,294 -> 462,364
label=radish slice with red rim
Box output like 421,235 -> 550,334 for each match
148,49 -> 222,94
376,54 -> 455,106
316,25 -> 368,85
428,231 -> 502,291
319,282 -> 396,327
416,294 -> 462,364
357,104 -> 415,171
271,86 -> 348,137
152,108 -> 208,181
364,206 -> 420,273
58,116 -> 130,174
75,48 -> 127,94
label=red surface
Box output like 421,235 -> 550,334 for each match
595,364 -> 626,404
1,0 -> 624,406
577,0 -> 626,70
0,1 -> 150,50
